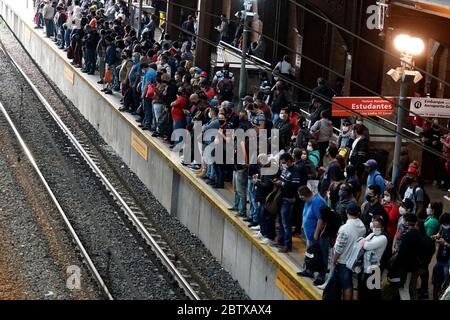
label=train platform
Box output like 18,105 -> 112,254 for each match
0,0 -> 320,300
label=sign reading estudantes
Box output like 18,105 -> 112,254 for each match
332,97 -> 395,117
410,97 -> 450,118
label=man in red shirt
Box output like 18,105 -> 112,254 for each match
170,88 -> 188,148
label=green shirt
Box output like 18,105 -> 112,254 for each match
424,216 -> 440,237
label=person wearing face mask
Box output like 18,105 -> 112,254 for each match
425,202 -> 442,237
392,198 -> 415,255
307,141 -> 321,168
211,113 -> 230,189
309,111 -> 333,166
298,186 -> 328,285
394,214 -> 431,300
335,183 -> 357,224
402,165 -> 428,219
357,216 -> 388,300
253,154 -> 276,245
272,153 -> 301,253
361,184 -> 389,235
336,119 -> 354,156
431,213 -> 450,299
295,116 -> 310,150
272,108 -> 293,152
382,186 -> 401,241
348,124 -> 369,182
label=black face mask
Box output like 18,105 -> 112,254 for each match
219,120 -> 226,126
366,195 -> 374,203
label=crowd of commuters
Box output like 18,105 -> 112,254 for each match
34,0 -> 450,300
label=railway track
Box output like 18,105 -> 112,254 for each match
0,28 -> 205,300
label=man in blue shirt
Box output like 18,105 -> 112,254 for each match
298,185 -> 327,285
140,62 -> 157,94
364,159 -> 385,196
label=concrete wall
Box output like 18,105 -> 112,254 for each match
0,0 -> 320,300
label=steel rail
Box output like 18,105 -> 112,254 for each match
0,42 -> 200,300
0,100 -> 114,300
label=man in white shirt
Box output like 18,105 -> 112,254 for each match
332,203 -> 366,300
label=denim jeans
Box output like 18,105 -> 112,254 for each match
44,19 -> 53,37
258,202 -> 276,240
142,99 -> 153,129
278,199 -> 294,249
38,13 -> 44,28
152,103 -> 164,131
232,169 -> 247,214
172,119 -> 186,145
214,163 -> 225,186
248,178 -> 258,222
207,164 -> 216,180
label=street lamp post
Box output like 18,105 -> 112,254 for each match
389,34 -> 424,185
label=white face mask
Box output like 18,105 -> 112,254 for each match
281,163 -> 288,170
344,171 -> 348,178
399,207 -> 407,215
307,146 -> 313,152
426,207 -> 433,216
373,228 -> 382,236
356,121 -> 363,125
208,112 -> 212,119
383,196 -> 391,203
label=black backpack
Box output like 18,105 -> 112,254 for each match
413,185 -> 430,212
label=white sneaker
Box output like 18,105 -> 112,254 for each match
253,231 -> 263,238
250,225 -> 260,231
260,237 -> 273,245
317,281 -> 328,290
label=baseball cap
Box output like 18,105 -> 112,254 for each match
241,95 -> 253,103
257,153 -> 270,166
363,159 -> 378,168
260,81 -> 271,90
407,166 -> 420,176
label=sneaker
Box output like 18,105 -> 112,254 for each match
297,269 -> 314,278
250,225 -> 260,231
227,207 -> 238,212
260,238 -> 272,245
313,277 -> 325,286
316,281 -> 328,290
253,232 -> 263,239
243,217 -> 253,223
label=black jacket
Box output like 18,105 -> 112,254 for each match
254,173 -> 275,203
273,118 -> 292,151
349,137 -> 368,174
271,89 -> 290,114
